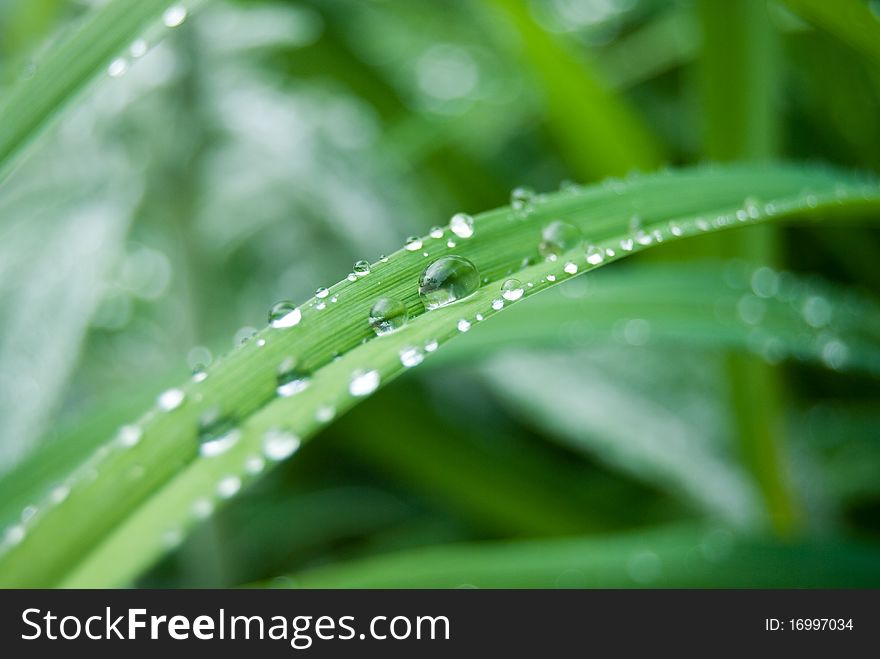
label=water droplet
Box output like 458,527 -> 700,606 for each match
425,339 -> 439,352
117,425 -> 143,447
192,498 -> 214,519
447,239 -> 456,248
564,261 -> 578,274
669,221 -> 684,236
585,245 -> 604,265
737,295 -> 765,325
316,287 -> 329,299
450,212 -> 475,238
276,358 -> 311,397
353,260 -> 371,276
821,337 -> 849,370
245,456 -> 265,475
21,506 -> 37,523
400,346 -> 425,368
539,221 -> 582,260
158,388 -> 185,411
262,428 -> 301,461
405,236 -> 423,251
802,296 -> 832,328
511,186 -> 536,217
492,299 -> 504,310
475,313 -> 484,321
130,39 -> 148,58
457,319 -> 471,332
419,256 -> 480,310
620,237 -> 634,251
50,485 -> 70,505
546,274 -> 556,282
192,367 -> 208,383
217,476 -> 241,499
347,273 -> 358,282
162,4 -> 188,28
108,58 -> 128,78
429,226 -> 444,239
198,409 -> 240,457
256,338 -> 266,347
316,405 -> 336,423
4,525 -> 25,547
501,279 -> 524,301
269,302 -> 302,329
350,369 -> 380,396
380,255 -> 389,263
369,297 -> 408,335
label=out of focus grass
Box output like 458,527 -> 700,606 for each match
0,0 -> 879,588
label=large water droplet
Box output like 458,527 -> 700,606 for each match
419,256 -> 480,310
354,260 -> 371,277
262,428 -> 301,461
269,302 -> 302,328
158,388 -> 185,411
369,297 -> 408,335
450,213 -> 475,238
276,358 -> 311,397
539,221 -> 581,260
350,369 -> 380,396
198,408 -> 240,457
501,279 -> 524,301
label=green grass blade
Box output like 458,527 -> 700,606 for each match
782,0 -> 880,67
0,0 -> 203,182
276,525 -> 880,588
0,163 -> 878,587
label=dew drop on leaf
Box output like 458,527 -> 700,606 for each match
510,186 -> 536,217
353,260 -> 371,276
457,319 -> 471,332
316,287 -> 329,299
501,279 -> 524,301
268,301 -> 302,329
418,256 -> 480,310
198,408 -> 240,457
262,428 -> 301,462
276,358 -> 311,397
400,346 -> 424,368
350,369 -> 380,396
586,245 -> 604,265
450,212 -> 475,238
539,220 -> 582,260
157,388 -> 185,411
369,297 -> 408,335
405,236 -> 423,251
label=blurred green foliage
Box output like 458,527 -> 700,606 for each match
0,0 -> 879,588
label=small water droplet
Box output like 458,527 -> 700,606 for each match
369,297 -> 408,335
50,485 -> 70,505
269,302 -> 302,329
162,4 -> 188,28
450,212 -> 475,238
276,358 -> 311,397
585,245 -> 604,265
429,226 -> 444,239
539,221 -> 582,260
405,236 -> 423,251
380,255 -> 389,263
400,346 -> 425,368
4,525 -> 26,547
117,425 -> 143,447
425,339 -> 439,352
192,367 -> 208,383
158,388 -> 185,411
316,287 -> 329,299
419,256 -> 480,310
546,274 -> 556,282
353,260 -> 371,276
263,428 -> 301,461
217,476 -> 241,499
564,261 -> 578,274
347,273 -> 358,282
620,237 -> 634,251
108,58 -> 128,78
192,498 -> 214,519
350,369 -> 380,396
245,456 -> 265,475
256,338 -> 266,347
198,408 -> 240,457
492,299 -> 504,310
457,319 -> 471,332
501,279 -> 524,301
130,39 -> 148,58
510,186 -> 536,217
316,405 -> 336,423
